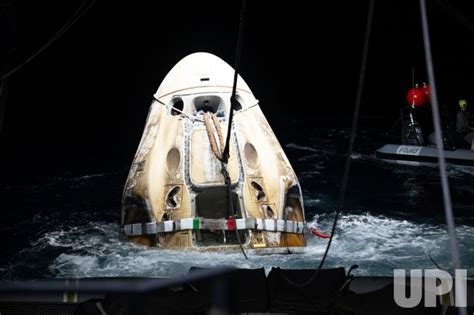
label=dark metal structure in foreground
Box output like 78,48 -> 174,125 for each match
1,267 -> 474,314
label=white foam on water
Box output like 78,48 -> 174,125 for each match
7,212 -> 469,279
286,143 -> 319,153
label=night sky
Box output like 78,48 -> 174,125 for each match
1,0 -> 473,180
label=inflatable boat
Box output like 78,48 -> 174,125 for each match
120,52 -> 306,252
376,144 -> 474,166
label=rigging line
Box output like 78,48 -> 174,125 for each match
419,2 -> 466,315
222,0 -> 246,163
203,112 -> 248,258
425,251 -> 474,277
385,116 -> 401,136
218,0 -> 248,260
279,0 -> 375,288
154,97 -> 202,122
0,0 -> 97,81
435,0 -> 474,32
318,0 -> 374,272
426,251 -> 446,271
50,0 -> 91,42
223,164 -> 248,260
439,0 -> 474,30
444,0 -> 474,29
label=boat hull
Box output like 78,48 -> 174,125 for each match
375,144 -> 474,166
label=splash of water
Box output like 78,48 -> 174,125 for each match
3,212 -> 473,279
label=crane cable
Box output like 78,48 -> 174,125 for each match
419,2 -> 467,315
314,0 -> 374,280
222,0 -> 246,164
202,111 -> 248,259
281,0 -> 375,287
215,0 -> 248,259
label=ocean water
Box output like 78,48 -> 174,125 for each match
1,124 -> 473,279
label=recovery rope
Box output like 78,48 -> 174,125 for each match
203,112 -> 226,162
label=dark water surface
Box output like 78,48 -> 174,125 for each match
1,119 -> 473,279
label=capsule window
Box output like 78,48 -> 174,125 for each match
266,206 -> 275,219
192,95 -> 224,116
233,98 -> 243,111
170,98 -> 184,116
251,181 -> 266,201
166,186 -> 180,208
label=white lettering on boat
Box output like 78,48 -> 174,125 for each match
396,145 -> 422,156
